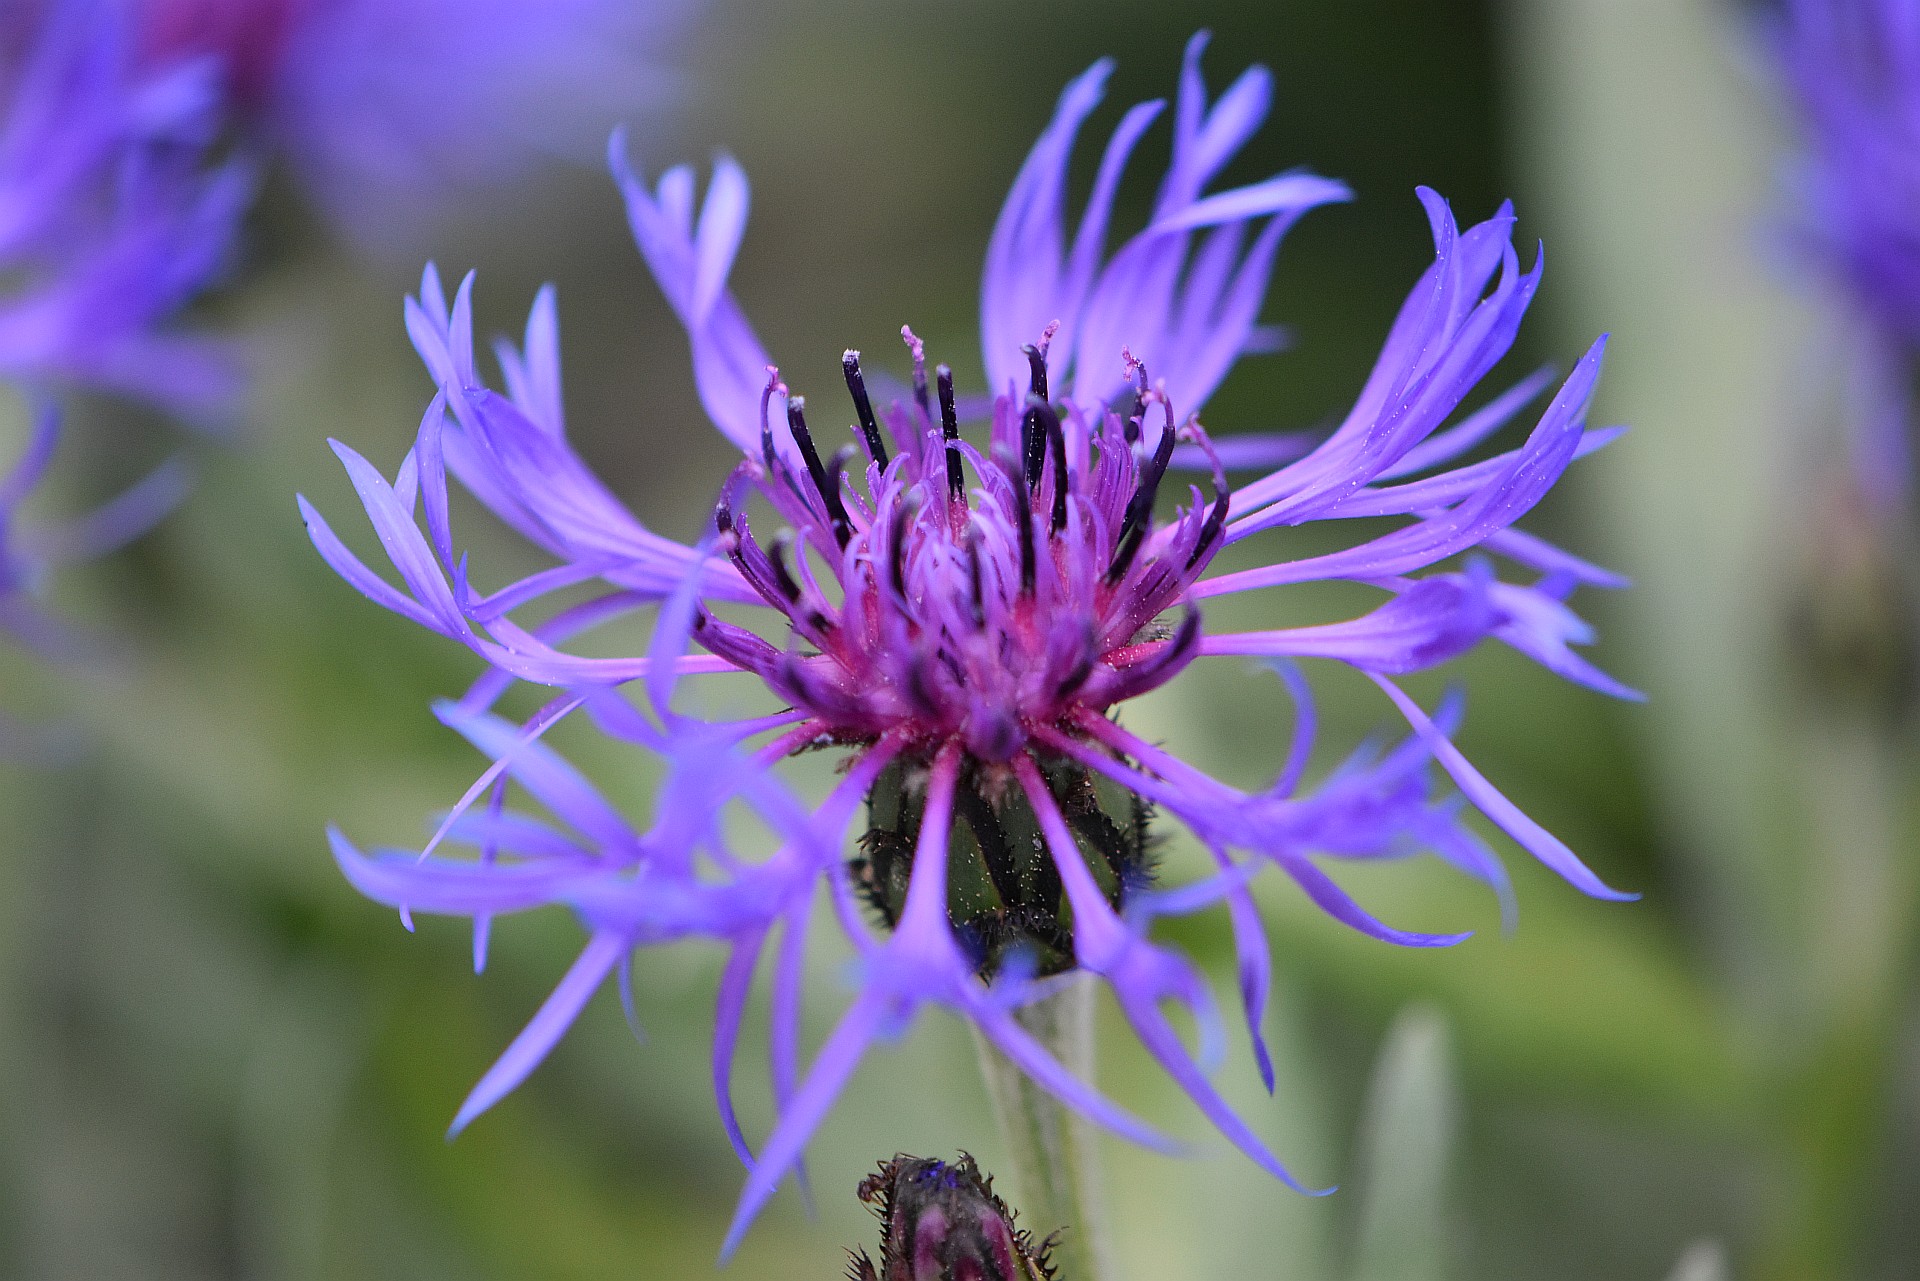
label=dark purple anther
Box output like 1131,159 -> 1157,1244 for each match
1106,399 -> 1179,583
999,455 -> 1037,596
1027,396 -> 1069,534
1020,344 -> 1049,489
767,532 -> 831,634
822,445 -> 858,548
887,497 -> 917,605
765,532 -> 805,603
759,371 -> 784,474
788,396 -> 853,547
843,349 -> 890,469
936,364 -> 965,500
1187,483 -> 1231,571
1123,351 -> 1150,444
963,527 -> 985,628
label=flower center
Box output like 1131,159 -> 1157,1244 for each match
699,334 -> 1228,763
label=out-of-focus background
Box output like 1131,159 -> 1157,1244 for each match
2,1 -> 1912,1278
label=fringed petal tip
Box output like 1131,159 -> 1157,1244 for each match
446,931 -> 628,1140
1367,674 -> 1640,904
1252,1040 -> 1276,1095
323,824 -> 357,872
327,827 -> 421,928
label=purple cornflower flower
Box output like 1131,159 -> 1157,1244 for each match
0,0 -> 248,424
309,34 -> 1637,1251
135,0 -> 698,250
1775,0 -> 1920,507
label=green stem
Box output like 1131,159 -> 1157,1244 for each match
972,982 -> 1115,1281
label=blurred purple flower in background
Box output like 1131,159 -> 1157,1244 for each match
137,0 -> 699,250
0,1 -> 234,740
309,34 -> 1637,1250
0,0 -> 690,735
1,0 -> 696,412
0,0 -> 247,423
1776,0 -> 1920,509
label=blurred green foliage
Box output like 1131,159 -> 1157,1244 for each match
2,2 -> 1914,1278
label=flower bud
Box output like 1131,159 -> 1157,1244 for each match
847,1153 -> 1057,1281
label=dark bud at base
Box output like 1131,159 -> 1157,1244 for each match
847,1153 -> 1057,1281
854,749 -> 1154,980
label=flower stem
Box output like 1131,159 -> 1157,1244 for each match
972,981 -> 1115,1281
